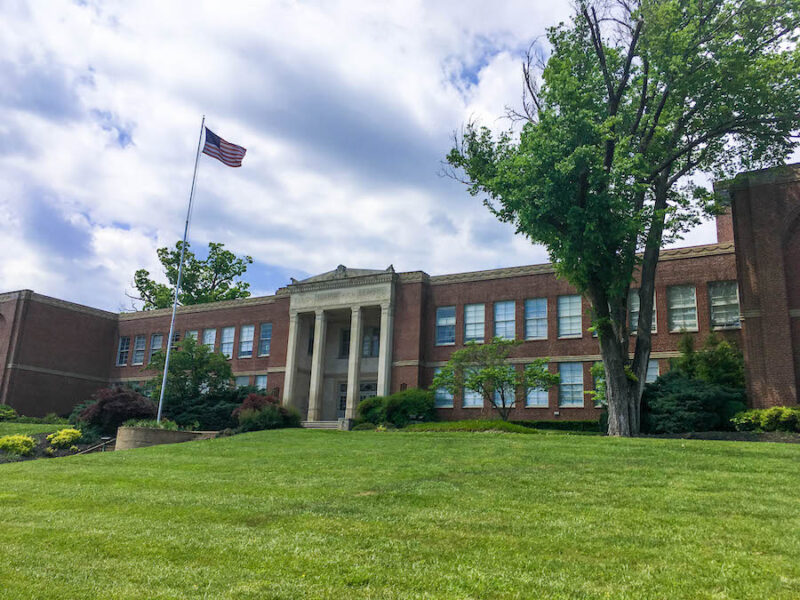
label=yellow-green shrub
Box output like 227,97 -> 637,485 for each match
47,428 -> 82,449
0,434 -> 36,456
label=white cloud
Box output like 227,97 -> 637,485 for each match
0,0 -> 716,311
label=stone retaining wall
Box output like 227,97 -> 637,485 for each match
115,427 -> 217,451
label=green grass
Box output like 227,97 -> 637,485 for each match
2,430 -> 800,599
0,422 -> 66,436
404,419 -> 539,434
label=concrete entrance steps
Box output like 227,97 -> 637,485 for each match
301,420 -> 339,429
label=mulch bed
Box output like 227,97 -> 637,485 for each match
0,433 -> 99,464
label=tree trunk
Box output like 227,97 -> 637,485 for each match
598,329 -> 639,436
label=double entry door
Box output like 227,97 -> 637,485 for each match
337,381 -> 378,418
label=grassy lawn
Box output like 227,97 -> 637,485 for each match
0,422 -> 66,436
1,430 -> 799,599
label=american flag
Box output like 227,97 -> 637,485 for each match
202,127 -> 246,167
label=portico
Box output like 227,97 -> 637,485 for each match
281,265 -> 396,426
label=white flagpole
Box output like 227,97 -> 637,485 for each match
157,115 -> 205,422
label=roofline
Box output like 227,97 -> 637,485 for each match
714,162 -> 800,193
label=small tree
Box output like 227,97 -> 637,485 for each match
146,337 -> 233,412
432,338 -> 559,421
131,241 -> 253,310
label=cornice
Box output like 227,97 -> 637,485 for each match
118,294 -> 280,321
714,162 -> 800,192
284,272 -> 397,294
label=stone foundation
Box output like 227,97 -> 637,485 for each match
115,427 -> 217,451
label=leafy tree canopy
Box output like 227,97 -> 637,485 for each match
447,0 -> 800,435
132,241 -> 253,310
432,338 -> 559,421
146,337 -> 233,409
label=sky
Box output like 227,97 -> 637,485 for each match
0,0 -> 722,312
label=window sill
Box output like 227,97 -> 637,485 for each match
462,405 -> 483,409
257,354 -> 271,358
435,405 -> 454,409
524,337 -> 548,342
558,404 -> 585,409
557,335 -> 582,340
435,343 -> 456,347
668,328 -> 699,334
712,325 -> 741,331
131,362 -> 143,367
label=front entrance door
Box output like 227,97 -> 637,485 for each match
337,381 -> 378,418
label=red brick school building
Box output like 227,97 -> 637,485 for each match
1,164 -> 799,422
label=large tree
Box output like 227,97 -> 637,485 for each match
131,241 -> 254,310
447,0 -> 800,436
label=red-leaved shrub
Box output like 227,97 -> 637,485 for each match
231,393 -> 280,418
79,387 -> 157,434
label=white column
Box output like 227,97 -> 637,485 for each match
376,302 -> 394,397
282,310 -> 299,408
345,305 -> 363,420
307,310 -> 327,421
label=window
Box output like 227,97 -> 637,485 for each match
131,335 -> 146,366
220,327 -> 235,358
646,359 -> 660,383
524,298 -> 547,340
235,375 -> 250,387
526,363 -> 549,407
667,285 -> 698,331
171,332 -> 181,350
628,289 -> 657,333
558,295 -> 582,337
493,301 -> 515,340
203,329 -> 216,350
339,329 -> 351,358
239,325 -> 254,358
116,336 -> 130,366
186,330 -> 198,341
464,304 -> 485,343
435,306 -> 456,345
433,367 -> 453,408
362,327 -> 379,357
149,334 -> 163,362
255,375 -> 268,391
463,370 -> 483,408
258,323 -> 272,356
559,363 -> 584,407
709,281 -> 740,329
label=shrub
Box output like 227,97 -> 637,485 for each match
352,422 -> 377,431
0,405 -> 18,421
47,428 -> 82,449
641,371 -> 746,434
731,407 -> 800,432
165,386 -> 250,431
672,332 -> 746,388
0,434 -> 36,456
236,404 -> 301,432
358,389 -> 437,427
232,393 -> 280,418
77,387 -> 158,435
121,419 -> 180,431
357,396 -> 387,425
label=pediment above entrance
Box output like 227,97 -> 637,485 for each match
283,264 -> 397,312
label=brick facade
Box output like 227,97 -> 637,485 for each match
1,164 -> 798,418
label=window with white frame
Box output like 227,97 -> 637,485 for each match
116,336 -> 130,366
131,335 -> 146,366
362,327 -> 379,357
526,362 -> 550,407
239,325 -> 254,358
709,281 -> 740,329
433,367 -> 453,408
255,374 -> 268,391
464,303 -> 485,343
646,359 -> 660,383
524,298 -> 547,340
234,375 -> 250,387
463,371 -> 483,408
258,323 -> 272,356
628,289 -> 657,333
559,363 -> 584,407
186,330 -> 198,341
558,295 -> 582,337
220,327 -> 235,358
667,285 -> 698,331
149,333 -> 163,362
494,301 -> 516,340
203,329 -> 216,350
435,306 -> 456,345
